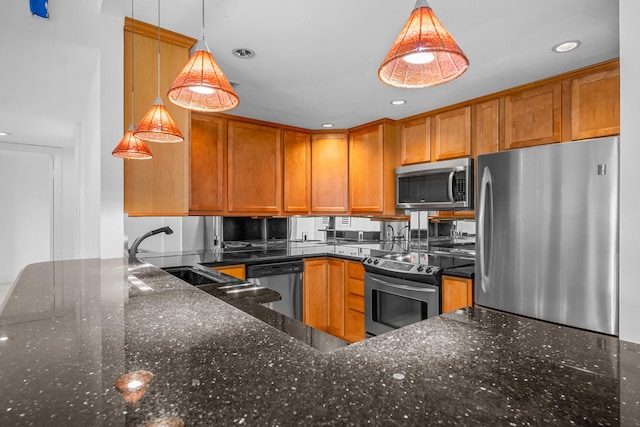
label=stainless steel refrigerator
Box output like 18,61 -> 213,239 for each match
475,136 -> 619,335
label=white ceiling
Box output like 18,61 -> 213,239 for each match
0,0 -> 619,146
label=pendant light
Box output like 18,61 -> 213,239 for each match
112,0 -> 153,159
378,0 -> 469,88
167,0 -> 239,112
134,0 -> 184,143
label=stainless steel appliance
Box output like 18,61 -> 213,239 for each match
476,136 -> 619,335
246,260 -> 304,321
363,254 -> 473,336
396,158 -> 473,210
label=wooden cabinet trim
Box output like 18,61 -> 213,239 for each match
570,67 -> 620,140
311,133 -> 349,214
400,116 -> 431,165
283,130 -> 311,214
190,113 -> 226,213
433,106 -> 472,160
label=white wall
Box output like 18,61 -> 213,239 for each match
618,0 -> 640,343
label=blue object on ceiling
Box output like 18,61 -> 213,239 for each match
30,0 -> 49,19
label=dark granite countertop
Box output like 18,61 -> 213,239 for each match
138,241 -> 474,279
2,259 -> 638,425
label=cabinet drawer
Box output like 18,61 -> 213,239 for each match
346,294 -> 364,312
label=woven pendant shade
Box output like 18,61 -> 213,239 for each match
112,125 -> 153,159
134,96 -> 184,143
167,40 -> 239,112
378,0 -> 468,88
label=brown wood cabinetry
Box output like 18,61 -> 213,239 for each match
474,99 -> 501,157
441,275 -> 473,313
399,116 -> 431,165
344,261 -> 365,342
311,133 -> 349,215
227,121 -> 282,215
326,259 -> 345,338
190,113 -> 226,213
433,106 -> 472,160
303,258 -> 328,330
302,257 -> 364,342
123,19 -> 194,216
283,130 -> 311,214
570,68 -> 620,140
349,122 -> 397,215
213,264 -> 245,280
504,82 -> 562,150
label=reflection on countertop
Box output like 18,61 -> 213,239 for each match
1,258 -> 639,425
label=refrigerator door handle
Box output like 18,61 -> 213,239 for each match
478,166 -> 494,292
447,171 -> 455,202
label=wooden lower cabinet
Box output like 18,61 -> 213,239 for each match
344,261 -> 365,342
441,275 -> 473,313
302,258 -> 365,343
303,258 -> 328,330
213,264 -> 246,280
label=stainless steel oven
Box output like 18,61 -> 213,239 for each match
363,254 -> 474,337
365,272 -> 440,337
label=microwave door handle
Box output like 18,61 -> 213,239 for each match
447,171 -> 455,202
370,276 -> 436,293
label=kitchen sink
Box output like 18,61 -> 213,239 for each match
163,266 -> 228,286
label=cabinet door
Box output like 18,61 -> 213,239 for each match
303,258 -> 327,331
441,276 -> 473,313
433,106 -> 472,160
190,113 -> 226,213
400,116 -> 431,165
213,264 -> 245,280
344,261 -> 365,343
227,121 -> 282,214
311,133 -> 349,214
474,99 -> 501,157
571,68 -> 620,140
504,82 -> 562,149
326,259 -> 345,338
349,125 -> 384,214
283,130 -> 311,214
124,19 -> 194,215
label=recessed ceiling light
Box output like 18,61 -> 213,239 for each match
0,131 -> 11,136
232,48 -> 255,59
552,40 -> 581,53
321,123 -> 334,128
391,100 -> 406,105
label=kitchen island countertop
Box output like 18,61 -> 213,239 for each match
1,258 -> 639,426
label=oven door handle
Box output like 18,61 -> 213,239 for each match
370,276 -> 436,293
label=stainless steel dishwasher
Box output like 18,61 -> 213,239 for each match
246,260 -> 304,321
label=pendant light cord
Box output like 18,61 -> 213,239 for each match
157,0 -> 161,97
131,0 -> 135,125
202,0 -> 205,41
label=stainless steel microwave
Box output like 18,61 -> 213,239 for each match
396,158 -> 473,210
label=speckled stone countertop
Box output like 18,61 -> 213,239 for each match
1,259 -> 639,426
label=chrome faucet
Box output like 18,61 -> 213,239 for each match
128,226 -> 173,263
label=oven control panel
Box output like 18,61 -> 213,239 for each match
362,257 -> 443,283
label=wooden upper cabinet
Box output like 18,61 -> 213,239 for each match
123,18 -> 194,215
473,99 -> 501,158
570,68 -> 620,140
433,106 -> 472,160
349,122 -> 396,215
227,120 -> 282,215
190,113 -> 226,213
400,116 -> 431,165
283,130 -> 311,215
311,133 -> 349,215
504,82 -> 562,150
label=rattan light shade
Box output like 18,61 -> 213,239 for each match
167,40 -> 239,112
134,97 -> 184,143
112,125 -> 153,159
378,0 -> 468,88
